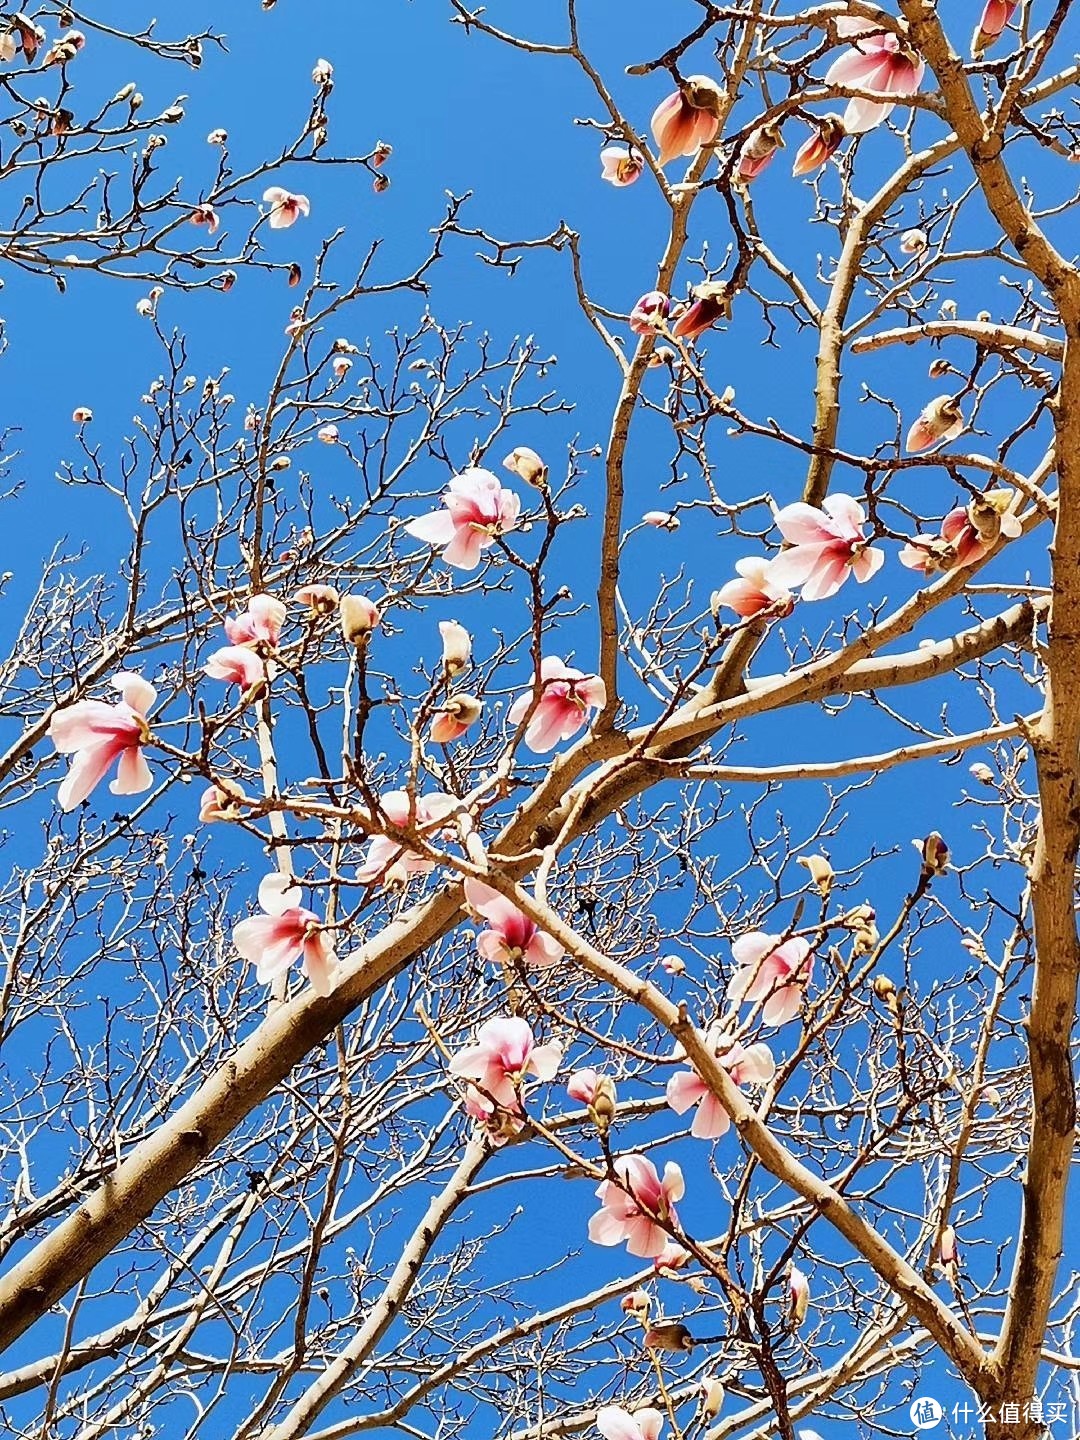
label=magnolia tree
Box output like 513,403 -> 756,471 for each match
0,2 -> 1077,1439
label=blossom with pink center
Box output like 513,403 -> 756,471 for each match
651,76 -> 721,167
899,508 -> 988,575
405,467 -> 521,570
191,204 -> 220,234
824,21 -> 925,134
792,115 -> 845,175
728,930 -> 814,1026
464,878 -> 564,970
789,1265 -> 811,1326
712,556 -> 794,618
671,281 -> 732,341
737,121 -> 783,182
294,583 -> 340,614
973,0 -> 1016,54
589,1153 -> 685,1259
666,1026 -> 775,1139
355,789 -> 456,885
48,673 -> 156,811
507,656 -> 607,753
600,143 -> 645,186
905,395 -> 964,452
224,593 -> 286,648
596,1407 -> 664,1440
630,291 -> 670,335
204,645 -> 267,692
448,1015 -> 562,1117
263,186 -> 311,228
233,872 -> 336,995
766,494 -> 884,602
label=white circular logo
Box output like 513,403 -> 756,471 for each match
910,1397 -> 944,1431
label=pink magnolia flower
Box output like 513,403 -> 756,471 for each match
728,931 -> 814,1026
191,204 -> 220,234
905,395 -> 964,452
671,282 -> 731,341
204,645 -> 267,692
263,186 -> 310,228
712,556 -> 794,618
199,784 -> 243,823
824,21 -> 925,134
973,0 -> 1016,54
630,291 -> 670,335
766,495 -> 885,602
224,593 -> 286,648
567,1068 -> 604,1105
600,143 -> 645,186
294,583 -> 340,614
448,1016 -> 561,1117
355,789 -> 456,885
899,508 -> 988,574
596,1407 -> 664,1440
430,693 -> 483,744
789,1265 -> 811,1326
792,115 -> 845,175
48,673 -> 156,811
405,467 -> 521,570
651,76 -> 721,167
233,872 -> 336,996
666,1028 -> 776,1139
589,1153 -> 685,1259
507,656 -> 607,753
643,510 -> 679,531
737,121 -> 783,182
464,878 -> 564,969
653,1241 -> 692,1273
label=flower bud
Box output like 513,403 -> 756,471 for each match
317,424 -> 339,444
969,762 -> 995,786
312,57 -> 333,84
797,854 -> 833,898
588,1074 -> 618,1136
700,1377 -> 725,1419
503,445 -> 547,487
340,594 -> 381,644
643,510 -> 679,530
620,1288 -> 651,1315
72,406 -> 93,424
439,619 -> 472,674
900,228 -> 928,254
914,832 -> 949,877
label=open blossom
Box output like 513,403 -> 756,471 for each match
906,395 -> 964,452
973,0 -> 1016,54
464,878 -> 564,969
430,693 -> 483,744
355,789 -> 456,885
589,1153 -> 684,1259
766,495 -> 884,602
824,20 -> 925,134
666,1027 -> 775,1139
507,656 -> 606,753
449,1016 -> 561,1117
712,556 -> 794,618
792,115 -> 845,175
191,204 -> 220,234
651,75 -> 721,166
737,121 -> 783,181
728,931 -> 813,1026
596,1408 -> 664,1440
224,593 -> 286,648
204,645 -> 267,693
600,143 -> 644,186
233,872 -> 335,996
630,291 -> 670,335
263,186 -> 310,228
405,468 -> 520,570
48,673 -> 155,811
